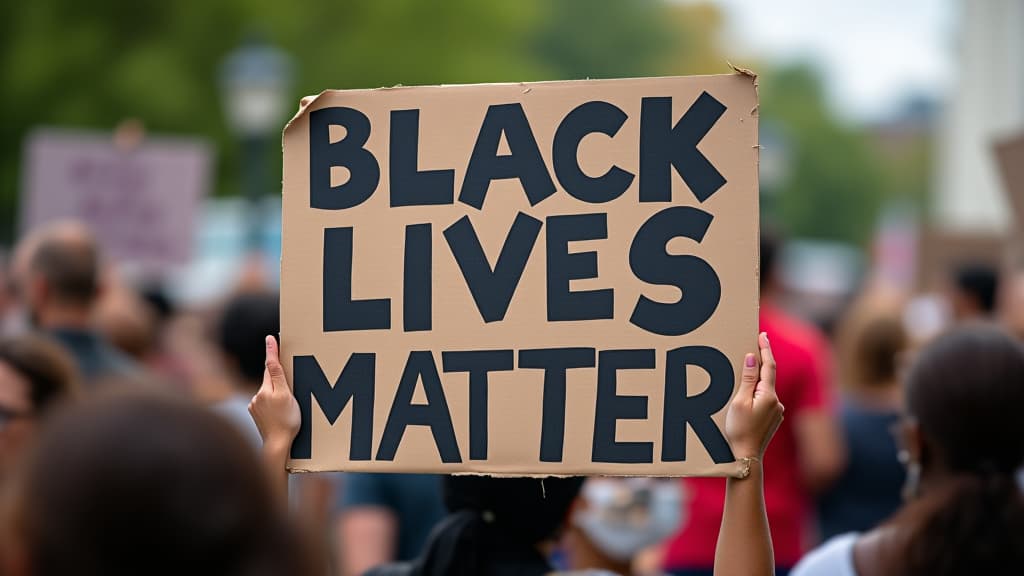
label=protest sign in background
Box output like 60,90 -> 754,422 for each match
21,128 -> 213,273
282,74 -> 759,477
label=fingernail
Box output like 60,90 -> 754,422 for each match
763,332 -> 770,344
266,335 -> 273,348
745,354 -> 756,367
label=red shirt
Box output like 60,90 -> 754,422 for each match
662,303 -> 834,569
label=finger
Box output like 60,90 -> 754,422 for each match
265,335 -> 290,392
757,332 -> 776,394
738,352 -> 758,400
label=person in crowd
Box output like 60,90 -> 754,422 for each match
817,296 -> 907,539
214,291 -> 280,447
250,333 -> 784,576
792,325 -> 1024,575
664,233 -> 844,576
949,263 -> 999,323
561,478 -> 683,575
95,278 -> 159,362
0,391 -> 307,576
335,472 -> 447,576
0,334 -> 78,479
18,222 -> 139,385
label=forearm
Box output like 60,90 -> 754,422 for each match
262,439 -> 291,509
714,463 -> 774,576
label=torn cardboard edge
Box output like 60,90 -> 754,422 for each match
288,459 -> 751,478
283,71 -> 761,135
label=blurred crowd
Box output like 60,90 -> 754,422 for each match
0,217 -> 1023,576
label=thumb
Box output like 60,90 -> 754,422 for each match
754,332 -> 776,399
738,352 -> 758,400
265,335 -> 289,392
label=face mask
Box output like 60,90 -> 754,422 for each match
572,478 -> 684,562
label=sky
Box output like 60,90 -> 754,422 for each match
679,0 -> 956,121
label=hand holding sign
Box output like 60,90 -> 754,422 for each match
725,332 -> 783,460
250,336 -> 301,453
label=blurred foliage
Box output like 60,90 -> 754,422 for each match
759,65 -> 932,246
760,66 -> 888,245
0,0 -> 929,248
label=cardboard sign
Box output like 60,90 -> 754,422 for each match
281,74 -> 759,476
21,128 -> 213,272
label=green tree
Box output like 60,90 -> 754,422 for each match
0,0 -> 684,243
759,65 -> 889,246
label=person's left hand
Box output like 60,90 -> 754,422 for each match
248,335 -> 300,452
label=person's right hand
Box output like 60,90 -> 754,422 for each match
725,332 -> 784,459
248,335 -> 301,452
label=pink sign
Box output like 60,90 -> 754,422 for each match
21,128 -> 213,272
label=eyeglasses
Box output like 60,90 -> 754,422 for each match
0,405 -> 33,432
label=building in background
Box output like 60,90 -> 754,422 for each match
934,0 -> 1024,233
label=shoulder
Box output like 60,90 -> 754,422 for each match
791,532 -> 859,576
761,307 -> 830,361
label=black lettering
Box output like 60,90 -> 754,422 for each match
390,109 -> 455,207
377,351 -> 461,463
442,350 -> 515,460
309,107 -> 380,210
553,101 -> 634,203
662,346 -> 735,463
459,103 -> 556,209
323,227 -> 390,331
546,213 -> 613,321
291,354 -> 375,460
629,207 -> 720,336
519,348 -> 596,462
403,223 -> 432,332
639,93 -> 726,203
444,212 -> 542,323
592,349 -> 656,463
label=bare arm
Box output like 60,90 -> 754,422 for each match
715,332 -> 785,576
337,508 -> 399,576
249,335 -> 301,506
794,411 -> 845,494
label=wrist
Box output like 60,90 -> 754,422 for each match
734,455 -> 762,479
263,436 -> 293,458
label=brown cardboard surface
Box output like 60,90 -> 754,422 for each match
282,74 -> 759,477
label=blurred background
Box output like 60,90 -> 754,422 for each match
3,1 -> 1024,575
4,0 -> 1020,324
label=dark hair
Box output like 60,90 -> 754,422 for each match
30,233 -> 100,307
953,264 -> 999,314
218,292 -> 280,384
0,333 -> 78,411
404,476 -> 583,576
759,229 -> 780,290
851,314 -> 906,388
894,326 -> 1024,576
6,392 -> 303,576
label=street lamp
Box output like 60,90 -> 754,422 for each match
220,36 -> 293,251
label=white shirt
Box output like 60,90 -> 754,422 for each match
790,532 -> 859,576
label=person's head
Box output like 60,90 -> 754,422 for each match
1,391 -> 301,576
840,298 -> 908,392
22,222 -> 103,328
95,283 -> 159,361
759,229 -> 781,297
892,325 -> 1024,575
565,478 -> 682,573
408,476 -> 582,575
218,292 -> 280,389
0,334 -> 78,476
950,263 -> 999,321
